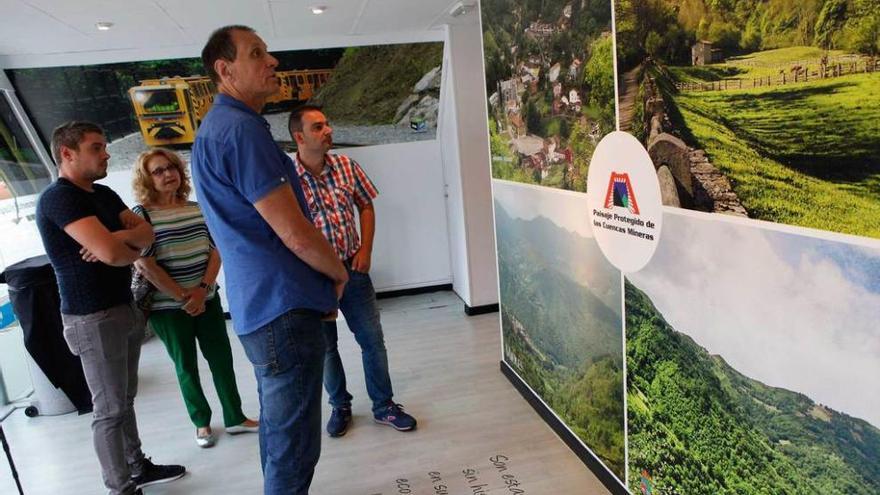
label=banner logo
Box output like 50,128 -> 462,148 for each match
603,172 -> 640,214
587,131 -> 662,273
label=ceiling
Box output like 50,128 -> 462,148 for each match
0,0 -> 476,59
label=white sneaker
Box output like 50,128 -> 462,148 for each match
196,429 -> 216,448
226,421 -> 259,435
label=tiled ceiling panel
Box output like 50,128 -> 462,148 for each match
0,0 -> 463,57
155,0 -> 274,40
352,0 -> 453,34
268,0 -> 361,39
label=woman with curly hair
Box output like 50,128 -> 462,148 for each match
131,148 -> 258,448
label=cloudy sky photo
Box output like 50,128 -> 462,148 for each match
628,213 -> 880,428
493,180 -> 592,238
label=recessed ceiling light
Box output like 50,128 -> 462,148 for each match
95,21 -> 114,31
310,5 -> 327,15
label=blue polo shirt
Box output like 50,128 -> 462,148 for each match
191,93 -> 336,335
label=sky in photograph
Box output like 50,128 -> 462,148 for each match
493,180 -> 593,238
628,212 -> 880,428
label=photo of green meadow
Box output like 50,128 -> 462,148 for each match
614,0 -> 880,237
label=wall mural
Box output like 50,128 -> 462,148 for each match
483,0 -> 615,192
625,212 -> 880,494
614,0 -> 880,237
484,0 -> 880,493
495,181 -> 625,479
4,41 -> 443,173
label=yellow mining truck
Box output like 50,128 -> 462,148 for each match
128,76 -> 214,147
128,69 -> 333,146
272,69 -> 332,104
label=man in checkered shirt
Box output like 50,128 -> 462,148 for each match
288,105 -> 417,437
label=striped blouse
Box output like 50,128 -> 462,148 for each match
133,202 -> 217,311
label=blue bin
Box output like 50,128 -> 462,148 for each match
0,300 -> 16,329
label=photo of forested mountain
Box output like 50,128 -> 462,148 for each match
614,0 -> 880,237
626,212 -> 880,493
494,180 -> 625,479
482,0 -> 615,192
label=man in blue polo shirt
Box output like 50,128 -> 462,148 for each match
191,25 -> 347,495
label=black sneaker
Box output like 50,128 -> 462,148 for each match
132,458 -> 186,489
373,403 -> 417,431
327,407 -> 352,437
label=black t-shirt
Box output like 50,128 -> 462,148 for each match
36,178 -> 133,315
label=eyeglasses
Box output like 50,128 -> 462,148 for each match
149,164 -> 179,177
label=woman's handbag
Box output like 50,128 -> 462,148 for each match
130,207 -> 155,313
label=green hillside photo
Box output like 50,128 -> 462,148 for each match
626,279 -> 880,493
615,0 -> 880,236
312,43 -> 443,126
624,211 -> 880,494
494,182 -> 625,479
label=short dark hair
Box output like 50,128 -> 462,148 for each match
51,121 -> 104,166
288,104 -> 324,136
201,25 -> 255,84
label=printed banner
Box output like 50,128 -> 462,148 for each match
484,0 -> 880,493
5,41 -> 443,173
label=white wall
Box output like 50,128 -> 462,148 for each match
100,139 -> 453,299
323,141 -> 453,291
439,39 -> 469,302
441,16 -> 498,308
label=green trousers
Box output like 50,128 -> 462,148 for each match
149,296 -> 246,428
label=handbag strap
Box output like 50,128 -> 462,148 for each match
134,205 -> 155,258
136,205 -> 152,225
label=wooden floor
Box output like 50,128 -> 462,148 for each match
0,291 -> 611,494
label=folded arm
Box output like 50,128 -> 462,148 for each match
117,209 -> 155,250
64,216 -> 145,267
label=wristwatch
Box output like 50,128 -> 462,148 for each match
198,281 -> 210,290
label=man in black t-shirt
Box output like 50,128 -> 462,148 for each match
35,121 -> 185,495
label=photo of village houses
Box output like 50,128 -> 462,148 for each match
615,0 -> 880,238
482,0 -> 616,192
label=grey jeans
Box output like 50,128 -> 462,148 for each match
62,302 -> 147,495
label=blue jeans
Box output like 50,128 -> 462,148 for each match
323,268 -> 394,416
239,309 -> 325,495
